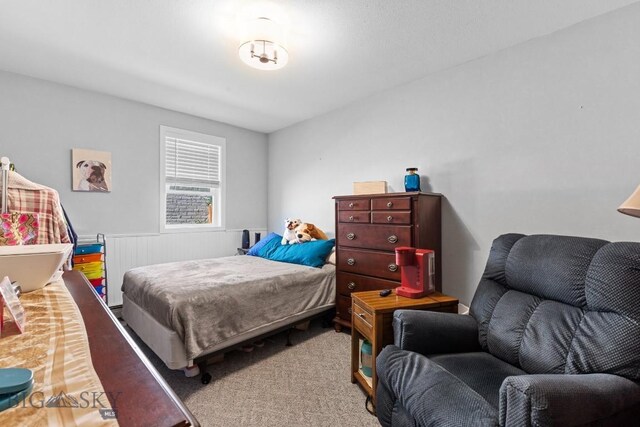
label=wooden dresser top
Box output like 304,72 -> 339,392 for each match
332,191 -> 442,200
351,290 -> 458,314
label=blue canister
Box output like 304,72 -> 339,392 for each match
404,167 -> 421,192
360,340 -> 373,377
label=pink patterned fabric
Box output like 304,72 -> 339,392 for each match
0,212 -> 39,245
0,172 -> 70,245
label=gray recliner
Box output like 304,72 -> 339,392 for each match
376,234 -> 640,426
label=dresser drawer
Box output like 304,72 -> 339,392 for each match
352,300 -> 373,336
338,199 -> 370,211
371,211 -> 411,225
337,272 -> 399,296
337,223 -> 412,251
338,210 -> 371,223
372,197 -> 411,210
336,294 -> 353,322
337,248 -> 401,281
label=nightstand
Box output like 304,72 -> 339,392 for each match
350,290 -> 458,405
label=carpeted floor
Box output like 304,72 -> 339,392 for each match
125,320 -> 381,427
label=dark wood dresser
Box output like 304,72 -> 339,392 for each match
332,192 -> 442,331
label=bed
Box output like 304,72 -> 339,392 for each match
121,253 -> 335,381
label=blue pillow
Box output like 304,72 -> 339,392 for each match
246,232 -> 280,256
255,237 -> 336,268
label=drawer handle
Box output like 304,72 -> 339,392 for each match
347,282 -> 356,290
388,263 -> 398,272
388,235 -> 398,244
349,202 -> 355,208
347,233 -> 356,240
357,313 -> 366,319
347,258 -> 356,266
348,307 -> 352,314
387,201 -> 393,208
387,215 -> 393,222
349,215 -> 354,221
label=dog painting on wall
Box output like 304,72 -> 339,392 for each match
76,160 -> 108,191
72,149 -> 112,192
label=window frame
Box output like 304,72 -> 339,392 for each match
159,126 -> 226,233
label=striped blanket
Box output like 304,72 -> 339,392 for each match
0,280 -> 118,426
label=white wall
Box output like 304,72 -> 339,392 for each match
268,4 -> 640,305
0,71 -> 268,304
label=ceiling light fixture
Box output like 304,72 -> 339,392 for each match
238,17 -> 288,71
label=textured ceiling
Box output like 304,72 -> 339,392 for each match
1,0 -> 638,133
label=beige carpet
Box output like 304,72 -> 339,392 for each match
125,320 -> 381,427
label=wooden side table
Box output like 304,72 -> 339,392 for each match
350,290 -> 458,404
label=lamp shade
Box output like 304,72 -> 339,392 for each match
618,184 -> 640,218
238,17 -> 288,70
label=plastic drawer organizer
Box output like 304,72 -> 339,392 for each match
73,233 -> 107,303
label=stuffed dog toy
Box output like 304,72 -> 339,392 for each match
282,218 -> 302,245
76,160 -> 109,192
294,223 -> 329,243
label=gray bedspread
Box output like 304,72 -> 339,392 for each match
121,255 -> 335,360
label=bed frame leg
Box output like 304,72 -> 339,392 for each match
199,361 -> 212,384
321,311 -> 334,328
286,328 -> 293,347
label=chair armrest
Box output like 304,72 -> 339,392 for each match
376,345 -> 498,427
499,374 -> 640,427
392,310 -> 481,355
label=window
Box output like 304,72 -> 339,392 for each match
160,126 -> 225,231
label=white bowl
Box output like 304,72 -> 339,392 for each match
0,244 -> 73,292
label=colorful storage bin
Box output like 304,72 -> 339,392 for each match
73,235 -> 107,303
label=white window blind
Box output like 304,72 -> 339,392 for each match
165,137 -> 221,185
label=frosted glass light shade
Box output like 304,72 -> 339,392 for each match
618,184 -> 640,218
238,17 -> 288,70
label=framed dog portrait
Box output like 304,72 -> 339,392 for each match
72,148 -> 112,192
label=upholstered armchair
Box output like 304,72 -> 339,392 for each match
376,234 -> 640,426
